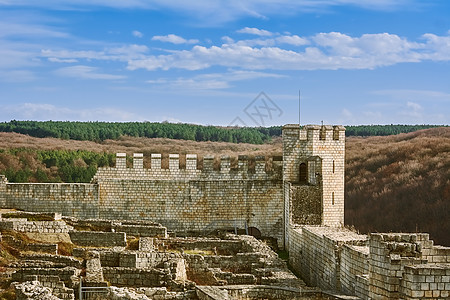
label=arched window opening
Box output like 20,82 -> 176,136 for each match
332,192 -> 335,205
299,163 -> 307,183
332,160 -> 335,174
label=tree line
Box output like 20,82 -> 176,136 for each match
344,124 -> 445,136
0,121 -> 445,144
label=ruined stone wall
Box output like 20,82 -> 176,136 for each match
288,226 -> 367,291
288,227 -> 450,299
0,218 -> 73,233
401,264 -> 450,299
69,231 -> 127,247
340,244 -> 369,296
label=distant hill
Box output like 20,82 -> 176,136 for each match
345,127 -> 450,246
0,121 -> 445,144
0,126 -> 448,245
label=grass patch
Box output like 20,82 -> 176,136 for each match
57,242 -> 74,256
183,249 -> 215,256
0,287 -> 15,300
126,237 -> 139,251
277,250 -> 289,261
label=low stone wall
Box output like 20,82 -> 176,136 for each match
401,264 -> 450,299
12,267 -> 81,284
203,253 -> 263,273
102,267 -> 170,287
69,231 -> 127,247
161,238 -> 243,256
0,219 -> 73,233
118,251 -> 183,269
197,285 -> 316,300
213,271 -> 257,285
20,253 -> 82,268
113,224 -> 167,238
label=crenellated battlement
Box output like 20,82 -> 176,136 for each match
93,152 -> 282,182
283,124 -> 345,140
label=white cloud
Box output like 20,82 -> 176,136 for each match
406,101 -> 422,111
399,101 -> 424,122
147,70 -> 285,90
222,36 -> 234,44
48,57 -> 78,63
128,31 -> 450,72
54,65 -> 126,80
41,44 -> 149,62
276,35 -> 309,46
151,34 -> 199,44
420,33 -> 450,61
0,102 -> 141,121
0,21 -> 69,39
132,30 -> 143,38
237,27 -> 272,36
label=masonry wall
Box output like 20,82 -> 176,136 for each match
288,226 -> 367,291
340,244 -> 369,296
0,155 -> 284,245
94,155 -> 284,244
282,124 -> 345,227
2,183 -> 99,219
288,227 -> 450,299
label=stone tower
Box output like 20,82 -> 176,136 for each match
283,124 -> 345,227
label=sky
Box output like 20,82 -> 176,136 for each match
0,0 -> 449,126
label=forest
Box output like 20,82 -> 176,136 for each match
0,121 -> 444,144
0,124 -> 448,246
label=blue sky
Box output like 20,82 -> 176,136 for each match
0,0 -> 449,126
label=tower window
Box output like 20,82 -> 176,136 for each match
332,192 -> 335,205
299,163 -> 307,183
333,160 -> 335,174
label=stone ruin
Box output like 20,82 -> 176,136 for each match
0,210 -> 323,300
0,124 -> 449,299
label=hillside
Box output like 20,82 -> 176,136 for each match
0,127 -> 448,245
345,127 -> 450,246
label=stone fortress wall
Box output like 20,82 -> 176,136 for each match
0,153 -> 286,246
1,124 -> 449,299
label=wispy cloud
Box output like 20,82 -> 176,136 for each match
0,21 -> 69,39
132,30 -> 143,38
0,69 -> 36,82
237,27 -> 272,36
151,34 -> 199,44
147,70 -> 285,90
0,102 -> 141,122
0,0 -> 419,24
372,89 -> 450,102
41,44 -> 149,62
54,65 -> 126,80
